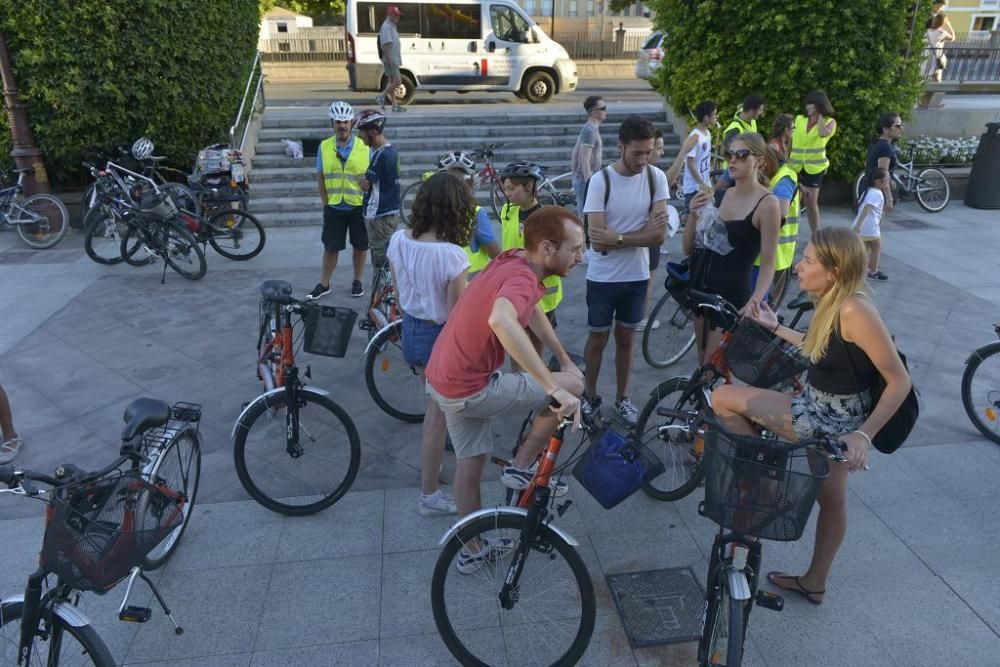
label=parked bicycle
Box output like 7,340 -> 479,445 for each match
0,398 -> 201,666
961,320 -> 1000,445
693,413 -> 847,666
118,189 -> 207,282
636,290 -> 811,501
233,280 -> 361,515
852,153 -> 950,213
0,167 -> 69,249
431,408 -> 600,666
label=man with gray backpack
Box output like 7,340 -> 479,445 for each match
581,115 -> 669,425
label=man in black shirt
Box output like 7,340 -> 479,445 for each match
864,112 -> 902,211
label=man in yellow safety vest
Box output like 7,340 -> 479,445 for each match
308,100 -> 371,301
752,157 -> 800,305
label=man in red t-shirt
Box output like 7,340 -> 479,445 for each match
426,207 -> 585,569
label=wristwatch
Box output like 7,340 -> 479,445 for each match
616,234 -> 624,247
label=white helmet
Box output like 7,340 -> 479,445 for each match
132,137 -> 155,161
437,150 -> 477,175
328,100 -> 355,122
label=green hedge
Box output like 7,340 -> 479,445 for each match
647,0 -> 928,181
0,0 -> 260,182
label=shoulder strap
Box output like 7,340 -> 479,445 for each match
646,165 -> 655,213
602,166 -> 611,210
748,192 -> 774,219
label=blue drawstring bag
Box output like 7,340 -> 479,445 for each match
572,428 -> 665,509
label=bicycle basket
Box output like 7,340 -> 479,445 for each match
40,472 -> 185,592
302,304 -> 358,358
700,430 -> 829,541
138,191 -> 179,220
572,427 -> 665,509
723,319 -> 809,389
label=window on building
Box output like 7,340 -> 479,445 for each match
278,42 -> 290,52
569,0 -> 578,17
523,0 -> 536,15
980,1 -> 999,10
973,15 -> 997,31
587,0 -> 595,17
276,22 -> 289,33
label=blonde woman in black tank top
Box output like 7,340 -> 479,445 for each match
710,227 -> 911,605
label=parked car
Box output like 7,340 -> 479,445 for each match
635,31 -> 664,80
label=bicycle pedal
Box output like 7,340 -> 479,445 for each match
755,590 -> 784,611
555,500 -> 573,517
358,319 -> 372,331
119,606 -> 152,623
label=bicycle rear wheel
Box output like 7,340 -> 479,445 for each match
636,376 -> 708,501
233,388 -> 361,515
119,220 -> 158,267
489,180 -> 505,220
915,168 -> 950,212
642,292 -> 696,369
698,570 -> 746,666
142,429 -> 202,570
161,220 -> 207,280
82,206 -> 128,265
961,341 -> 1000,445
0,600 -> 115,666
13,194 -> 69,249
364,320 -> 426,423
161,182 -> 201,216
851,170 -> 866,212
206,209 -> 266,260
400,181 -> 421,225
431,512 -> 596,667
767,268 -> 792,311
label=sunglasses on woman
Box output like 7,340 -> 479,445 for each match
724,149 -> 753,161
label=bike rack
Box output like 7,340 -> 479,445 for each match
229,51 -> 265,154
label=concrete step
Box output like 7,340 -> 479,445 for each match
249,191 -> 501,219
260,109 -> 668,130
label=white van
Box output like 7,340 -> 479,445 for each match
345,0 -> 578,104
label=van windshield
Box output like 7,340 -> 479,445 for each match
490,5 -> 532,43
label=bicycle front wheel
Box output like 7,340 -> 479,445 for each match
82,206 -> 128,265
161,220 -> 207,280
400,181 -> 421,225
699,571 -> 746,666
206,209 -> 266,260
14,194 -> 69,249
851,170 -> 866,212
233,389 -> 361,515
489,180 -> 505,221
0,600 -> 115,666
431,512 -> 596,667
636,376 -> 707,501
767,268 -> 792,311
915,168 -> 950,212
961,341 -> 1000,445
119,220 -> 159,267
142,429 -> 202,570
642,292 -> 696,369
364,320 -> 426,423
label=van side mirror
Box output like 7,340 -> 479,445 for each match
487,41 -> 496,53
531,27 -> 539,43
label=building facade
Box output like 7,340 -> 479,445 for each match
939,0 -> 999,37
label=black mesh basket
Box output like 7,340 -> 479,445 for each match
723,319 -> 809,388
40,472 -> 184,592
302,305 -> 358,358
699,431 -> 830,541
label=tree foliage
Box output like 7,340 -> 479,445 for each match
646,0 -> 929,180
0,0 -> 260,182
609,0 -> 633,12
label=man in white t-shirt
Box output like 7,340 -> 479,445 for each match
666,100 -> 717,213
582,116 -> 669,425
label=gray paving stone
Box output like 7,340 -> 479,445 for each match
254,556 -> 381,651
250,640 -> 379,666
379,548 -> 440,639
124,654 -> 252,666
161,500 -> 286,573
379,629 -> 499,666
275,489 -> 384,562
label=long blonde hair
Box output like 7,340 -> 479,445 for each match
801,227 -> 870,363
732,132 -> 770,187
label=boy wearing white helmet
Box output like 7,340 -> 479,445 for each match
309,100 -> 371,300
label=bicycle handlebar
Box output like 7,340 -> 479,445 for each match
689,289 -> 740,317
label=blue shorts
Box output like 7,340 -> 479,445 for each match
401,313 -> 443,367
586,279 -> 648,332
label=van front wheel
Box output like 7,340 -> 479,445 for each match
522,71 -> 555,103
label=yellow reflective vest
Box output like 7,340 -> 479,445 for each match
320,137 -> 368,207
499,202 -> 562,313
754,165 -> 800,271
465,206 -> 491,280
722,113 -> 757,170
789,115 -> 836,175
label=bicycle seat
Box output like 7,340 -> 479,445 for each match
786,291 -> 814,313
260,279 -> 294,304
121,397 -> 171,442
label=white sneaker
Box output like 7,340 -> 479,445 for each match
419,490 -> 457,516
635,318 -> 661,333
615,398 -> 639,427
0,437 -> 23,464
457,537 -> 514,574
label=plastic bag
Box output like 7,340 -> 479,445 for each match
694,201 -> 734,255
666,204 -> 681,238
282,139 -> 303,160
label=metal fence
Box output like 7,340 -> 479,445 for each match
552,32 -> 648,60
924,45 -> 1000,83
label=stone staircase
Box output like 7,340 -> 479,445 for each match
249,108 -> 680,226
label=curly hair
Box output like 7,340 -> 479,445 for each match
409,172 -> 474,247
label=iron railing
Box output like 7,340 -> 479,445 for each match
923,45 -> 1000,83
259,36 -> 347,62
229,52 -> 265,152
552,32 -> 648,60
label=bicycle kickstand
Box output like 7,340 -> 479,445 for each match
159,253 -> 169,285
118,566 -> 185,635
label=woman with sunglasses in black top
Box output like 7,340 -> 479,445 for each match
683,132 -> 781,362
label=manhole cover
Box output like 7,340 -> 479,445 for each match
883,215 -> 932,231
606,566 -> 704,648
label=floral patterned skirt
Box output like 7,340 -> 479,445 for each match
791,384 -> 872,440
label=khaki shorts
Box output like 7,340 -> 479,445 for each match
427,372 -> 548,459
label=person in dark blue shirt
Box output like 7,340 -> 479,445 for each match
863,112 -> 902,212
354,109 -> 402,270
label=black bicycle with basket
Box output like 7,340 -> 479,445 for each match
0,399 -> 203,666
232,280 -> 362,516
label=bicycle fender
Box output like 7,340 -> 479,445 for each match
3,594 -> 92,628
437,506 -> 580,547
965,342 -> 1000,366
231,386 -> 331,441
363,318 -> 404,357
727,569 -> 752,601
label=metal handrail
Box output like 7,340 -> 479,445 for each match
229,51 -> 265,151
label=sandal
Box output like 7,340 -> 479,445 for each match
0,437 -> 24,464
767,571 -> 824,605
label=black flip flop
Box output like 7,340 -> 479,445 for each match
767,571 -> 824,605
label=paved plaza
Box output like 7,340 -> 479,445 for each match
1,199 -> 999,665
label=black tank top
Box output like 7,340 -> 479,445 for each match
700,193 -> 771,307
809,326 -> 878,395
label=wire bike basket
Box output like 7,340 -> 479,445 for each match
699,430 -> 830,542
724,319 -> 809,389
40,471 -> 185,592
302,304 -> 358,358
